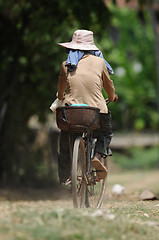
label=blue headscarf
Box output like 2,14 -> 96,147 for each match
65,50 -> 114,75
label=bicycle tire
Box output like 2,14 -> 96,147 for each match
72,136 -> 86,208
86,157 -> 108,208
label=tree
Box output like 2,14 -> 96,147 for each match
0,0 -> 110,185
105,5 -> 158,130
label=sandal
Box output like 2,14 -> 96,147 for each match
92,157 -> 107,180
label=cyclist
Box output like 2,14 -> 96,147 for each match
56,30 -> 118,184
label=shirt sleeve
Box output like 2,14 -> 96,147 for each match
57,61 -> 67,100
102,62 -> 115,102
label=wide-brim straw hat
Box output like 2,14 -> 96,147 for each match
58,30 -> 99,51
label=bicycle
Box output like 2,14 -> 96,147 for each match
56,100 -> 110,208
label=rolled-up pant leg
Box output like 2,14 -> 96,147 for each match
93,112 -> 113,158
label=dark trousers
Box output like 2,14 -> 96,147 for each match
93,112 -> 113,158
58,112 -> 113,183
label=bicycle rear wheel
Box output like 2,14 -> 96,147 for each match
86,157 -> 108,208
72,136 -> 86,208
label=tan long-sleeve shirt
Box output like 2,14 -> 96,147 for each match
58,54 -> 115,113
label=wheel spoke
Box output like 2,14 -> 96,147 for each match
86,157 -> 108,208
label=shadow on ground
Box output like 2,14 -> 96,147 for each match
0,185 -> 71,202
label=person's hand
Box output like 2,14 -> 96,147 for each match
113,94 -> 118,102
56,92 -> 66,100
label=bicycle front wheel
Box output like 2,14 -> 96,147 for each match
72,136 -> 86,208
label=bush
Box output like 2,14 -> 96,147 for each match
113,146 -> 159,169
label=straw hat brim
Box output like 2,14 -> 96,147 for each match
58,42 -> 99,51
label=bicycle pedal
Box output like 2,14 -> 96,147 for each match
62,178 -> 71,186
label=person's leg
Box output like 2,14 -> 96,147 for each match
94,132 -> 113,158
58,131 -> 72,184
94,112 -> 113,158
92,112 -> 113,179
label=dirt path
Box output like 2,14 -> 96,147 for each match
0,170 -> 158,209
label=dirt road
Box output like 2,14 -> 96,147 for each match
0,169 -> 158,208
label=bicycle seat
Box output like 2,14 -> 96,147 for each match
70,104 -> 90,107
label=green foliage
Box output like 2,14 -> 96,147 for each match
113,146 -> 159,169
104,6 -> 158,130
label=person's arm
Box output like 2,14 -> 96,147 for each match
57,62 -> 67,100
102,63 -> 116,102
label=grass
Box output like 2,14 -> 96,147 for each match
0,200 -> 159,240
0,170 -> 159,240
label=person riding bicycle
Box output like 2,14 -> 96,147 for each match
56,30 -> 118,184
